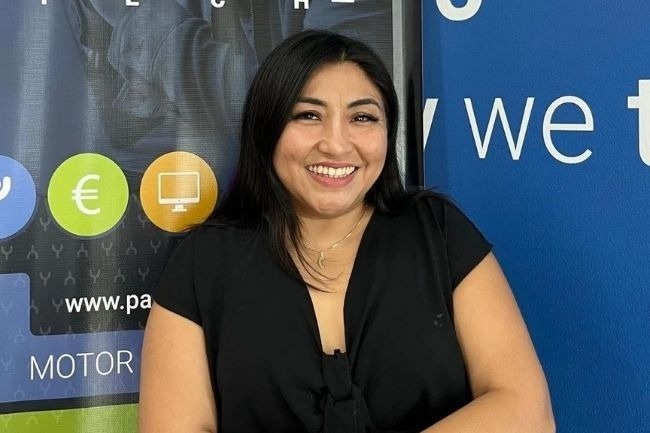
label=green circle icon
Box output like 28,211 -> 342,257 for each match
47,153 -> 129,237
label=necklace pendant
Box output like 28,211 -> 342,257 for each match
317,251 -> 325,269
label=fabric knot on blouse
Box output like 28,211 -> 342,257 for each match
321,350 -> 375,433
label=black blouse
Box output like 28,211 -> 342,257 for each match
154,196 -> 492,433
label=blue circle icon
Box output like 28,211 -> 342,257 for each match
0,156 -> 37,240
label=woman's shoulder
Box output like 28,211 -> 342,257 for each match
381,191 -> 485,239
175,220 -> 262,259
384,190 -> 458,220
412,190 -> 455,211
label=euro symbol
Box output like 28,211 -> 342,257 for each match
71,174 -> 101,215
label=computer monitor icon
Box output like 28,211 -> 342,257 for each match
158,171 -> 200,212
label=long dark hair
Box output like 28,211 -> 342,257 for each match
211,30 -> 419,280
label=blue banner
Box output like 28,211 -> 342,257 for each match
422,2 -> 649,432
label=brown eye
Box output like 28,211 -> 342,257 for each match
353,113 -> 378,123
292,111 -> 320,121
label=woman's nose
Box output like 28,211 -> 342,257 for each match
317,118 -> 353,155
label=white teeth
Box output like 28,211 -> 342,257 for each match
307,165 -> 356,178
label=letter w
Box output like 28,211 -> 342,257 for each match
65,297 -> 84,313
464,97 -> 534,160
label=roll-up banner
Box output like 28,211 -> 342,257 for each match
422,2 -> 648,432
0,1 -> 422,431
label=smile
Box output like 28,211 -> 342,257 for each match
306,165 -> 357,178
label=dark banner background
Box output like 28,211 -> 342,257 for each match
0,1 -> 422,431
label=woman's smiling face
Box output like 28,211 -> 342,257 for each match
272,61 -> 388,219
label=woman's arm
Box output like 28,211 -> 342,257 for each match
422,253 -> 555,433
139,303 -> 217,433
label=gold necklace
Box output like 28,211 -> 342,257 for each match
304,205 -> 368,269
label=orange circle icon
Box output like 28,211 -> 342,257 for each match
140,152 -> 218,233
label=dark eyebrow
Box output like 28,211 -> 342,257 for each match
295,96 -> 382,110
347,98 -> 382,110
296,96 -> 326,107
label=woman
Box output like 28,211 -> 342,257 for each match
139,30 -> 555,433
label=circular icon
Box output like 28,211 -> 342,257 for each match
140,151 -> 218,233
47,153 -> 129,237
0,156 -> 37,240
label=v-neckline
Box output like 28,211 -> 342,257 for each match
300,209 -> 381,358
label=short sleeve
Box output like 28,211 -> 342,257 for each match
435,198 -> 493,288
153,231 -> 201,325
